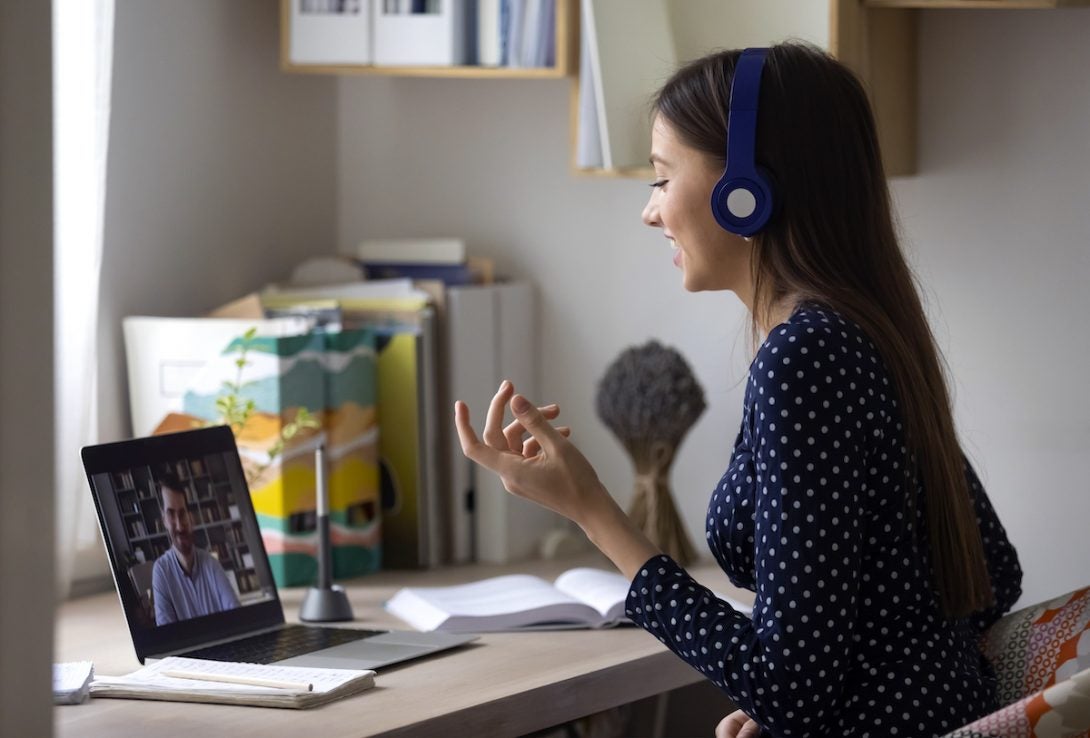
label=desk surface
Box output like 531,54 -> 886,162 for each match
55,553 -> 751,738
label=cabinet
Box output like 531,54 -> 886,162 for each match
280,0 -> 576,79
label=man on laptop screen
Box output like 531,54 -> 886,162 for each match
153,471 -> 240,625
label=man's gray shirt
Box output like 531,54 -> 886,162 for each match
152,547 -> 241,625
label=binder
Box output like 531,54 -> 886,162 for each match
370,310 -> 440,568
445,282 -> 560,564
289,0 -> 374,66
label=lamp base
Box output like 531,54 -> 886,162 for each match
299,584 -> 355,622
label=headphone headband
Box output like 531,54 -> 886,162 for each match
711,48 -> 775,237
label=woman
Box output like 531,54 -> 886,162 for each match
454,43 -> 1022,738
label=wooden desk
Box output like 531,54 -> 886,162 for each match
55,554 -> 751,737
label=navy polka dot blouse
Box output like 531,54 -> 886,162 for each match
626,304 -> 1022,738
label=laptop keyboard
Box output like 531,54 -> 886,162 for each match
178,624 -> 386,664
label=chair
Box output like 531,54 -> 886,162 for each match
128,561 -> 156,624
943,587 -> 1090,738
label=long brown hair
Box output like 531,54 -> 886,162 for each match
653,42 -> 993,619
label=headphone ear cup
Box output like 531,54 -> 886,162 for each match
711,169 -> 775,237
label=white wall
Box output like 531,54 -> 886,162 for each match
0,1 -> 54,734
895,10 -> 1090,605
338,10 -> 1090,607
98,0 -> 338,449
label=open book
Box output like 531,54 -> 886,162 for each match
90,656 -> 375,709
385,567 -> 753,633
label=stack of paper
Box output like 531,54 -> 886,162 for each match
54,661 -> 94,705
90,656 -> 376,709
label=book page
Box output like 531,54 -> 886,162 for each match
402,575 -> 584,615
553,568 -> 757,624
386,574 -> 601,632
553,568 -> 632,621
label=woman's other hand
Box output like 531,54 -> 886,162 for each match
454,381 -> 606,526
715,709 -> 762,738
455,380 -> 661,579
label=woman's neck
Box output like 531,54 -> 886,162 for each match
756,295 -> 801,335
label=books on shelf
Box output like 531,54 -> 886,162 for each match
90,656 -> 376,709
288,0 -> 559,70
477,0 -> 502,66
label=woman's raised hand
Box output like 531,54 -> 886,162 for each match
453,380 -> 608,527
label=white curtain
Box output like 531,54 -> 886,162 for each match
53,0 -> 115,597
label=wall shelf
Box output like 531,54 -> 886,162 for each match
280,0 -> 1086,179
280,0 -> 575,80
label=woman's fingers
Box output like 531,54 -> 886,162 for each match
454,401 -> 511,473
522,427 -> 570,458
482,381 -> 515,449
738,719 -> 762,738
503,403 -> 559,451
510,394 -> 565,455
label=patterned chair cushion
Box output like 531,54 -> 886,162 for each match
942,665 -> 1090,738
943,587 -> 1090,738
983,587 -> 1090,704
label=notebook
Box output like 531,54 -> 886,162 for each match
90,656 -> 374,709
82,425 -> 476,670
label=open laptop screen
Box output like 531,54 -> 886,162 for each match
83,425 -> 285,662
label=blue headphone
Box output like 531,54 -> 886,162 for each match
711,48 -> 775,237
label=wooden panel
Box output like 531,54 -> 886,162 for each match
831,1 -> 918,176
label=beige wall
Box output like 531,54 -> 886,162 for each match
98,0 -> 338,448
0,0 -> 55,735
336,9 -> 1090,606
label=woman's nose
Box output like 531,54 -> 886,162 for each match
642,196 -> 660,228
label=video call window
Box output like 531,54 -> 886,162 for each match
98,451 -> 273,629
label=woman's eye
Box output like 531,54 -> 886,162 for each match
649,179 -> 667,189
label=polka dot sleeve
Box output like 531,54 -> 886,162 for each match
627,319 -> 868,736
965,461 -> 1023,633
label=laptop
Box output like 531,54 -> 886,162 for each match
82,425 -> 476,669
